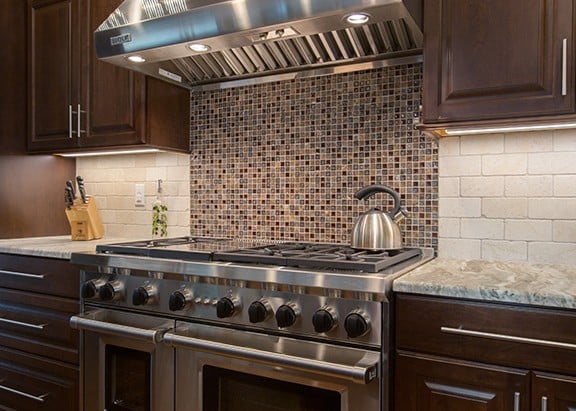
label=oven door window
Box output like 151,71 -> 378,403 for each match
203,365 -> 341,411
105,345 -> 151,411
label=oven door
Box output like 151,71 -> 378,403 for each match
164,321 -> 381,411
70,309 -> 174,411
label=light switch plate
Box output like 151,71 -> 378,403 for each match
135,183 -> 145,206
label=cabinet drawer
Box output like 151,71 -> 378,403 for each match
0,254 -> 79,298
396,294 -> 576,375
0,346 -> 78,411
0,288 -> 79,364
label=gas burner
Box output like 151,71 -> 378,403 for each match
214,243 -> 422,273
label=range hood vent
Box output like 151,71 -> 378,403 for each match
95,0 -> 423,89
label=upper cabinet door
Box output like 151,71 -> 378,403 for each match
28,0 -> 80,150
79,0 -> 146,148
423,0 -> 575,123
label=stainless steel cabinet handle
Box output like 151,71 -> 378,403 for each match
440,326 -> 576,350
0,269 -> 45,279
0,317 -> 46,330
68,104 -> 73,139
77,103 -> 86,136
562,38 -> 567,96
163,331 -> 379,384
541,396 -> 548,411
70,314 -> 166,343
0,381 -> 48,402
514,392 -> 520,411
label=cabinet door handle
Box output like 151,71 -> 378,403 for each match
514,392 -> 520,411
0,269 -> 45,280
541,396 -> 548,411
68,104 -> 74,139
562,38 -> 568,96
0,317 -> 47,330
0,380 -> 48,402
77,103 -> 87,136
441,326 -> 576,350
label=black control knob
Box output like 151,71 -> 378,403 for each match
216,297 -> 237,318
248,300 -> 272,323
81,281 -> 98,299
99,280 -> 123,302
132,286 -> 151,306
169,290 -> 193,311
275,304 -> 299,328
312,308 -> 337,333
344,312 -> 370,338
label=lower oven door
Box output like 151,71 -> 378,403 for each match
70,309 -> 174,411
164,321 -> 381,411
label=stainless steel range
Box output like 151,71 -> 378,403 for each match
70,237 -> 434,411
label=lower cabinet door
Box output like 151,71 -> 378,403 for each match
395,351 -> 530,411
0,346 -> 78,411
533,372 -> 576,411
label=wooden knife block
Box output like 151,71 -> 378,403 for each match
65,197 -> 104,241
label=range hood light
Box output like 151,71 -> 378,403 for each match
345,12 -> 370,25
55,148 -> 163,157
443,122 -> 576,136
188,43 -> 211,52
127,55 -> 146,63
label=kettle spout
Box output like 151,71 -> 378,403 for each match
393,207 -> 409,224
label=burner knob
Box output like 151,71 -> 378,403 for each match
99,280 -> 124,302
81,277 -> 107,299
344,312 -> 370,339
248,300 -> 272,323
312,308 -> 338,334
169,289 -> 193,311
216,297 -> 240,318
275,303 -> 300,328
132,284 -> 156,306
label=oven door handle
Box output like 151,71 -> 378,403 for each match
163,331 -> 379,384
70,311 -> 167,343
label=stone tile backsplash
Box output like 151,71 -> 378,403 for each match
438,130 -> 576,264
189,63 -> 439,248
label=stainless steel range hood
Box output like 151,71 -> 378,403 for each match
95,0 -> 423,89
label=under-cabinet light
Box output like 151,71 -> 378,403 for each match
55,148 -> 162,157
443,122 -> 576,136
345,12 -> 370,25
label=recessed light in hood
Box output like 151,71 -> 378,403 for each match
94,0 -> 423,89
345,12 -> 371,25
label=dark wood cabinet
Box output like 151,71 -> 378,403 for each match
0,254 -> 80,410
28,0 -> 190,154
396,352 -> 530,411
395,294 -> 576,411
422,0 -> 575,125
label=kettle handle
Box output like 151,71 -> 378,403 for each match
354,185 -> 401,216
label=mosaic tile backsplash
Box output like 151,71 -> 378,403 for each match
190,63 -> 438,248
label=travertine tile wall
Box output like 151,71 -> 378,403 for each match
189,63 -> 439,248
438,130 -> 576,264
76,152 -> 190,238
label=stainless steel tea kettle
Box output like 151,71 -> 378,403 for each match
351,184 -> 408,251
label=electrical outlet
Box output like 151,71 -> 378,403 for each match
135,184 -> 145,206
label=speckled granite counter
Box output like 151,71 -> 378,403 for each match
0,236 -> 133,260
394,258 -> 576,309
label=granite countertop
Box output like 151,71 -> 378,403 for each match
394,258 -> 576,309
0,236 -> 133,260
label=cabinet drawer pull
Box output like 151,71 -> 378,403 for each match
0,270 -> 45,280
514,392 -> 520,411
541,396 -> 548,411
440,326 -> 576,350
0,317 -> 47,330
0,381 -> 48,402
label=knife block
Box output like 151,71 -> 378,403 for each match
65,197 -> 104,241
